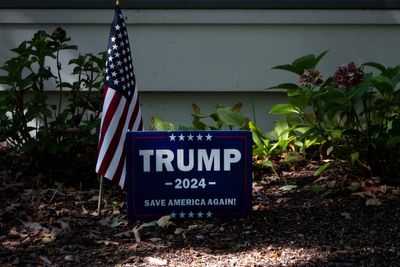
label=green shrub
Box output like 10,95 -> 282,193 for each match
270,51 -> 400,178
0,28 -> 105,179
151,102 -> 251,131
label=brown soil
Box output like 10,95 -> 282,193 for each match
0,153 -> 399,266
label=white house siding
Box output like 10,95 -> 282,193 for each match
1,9 -> 400,130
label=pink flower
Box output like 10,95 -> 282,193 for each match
333,62 -> 364,88
299,68 -> 323,86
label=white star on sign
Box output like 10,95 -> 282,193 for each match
169,134 -> 176,141
206,133 -> 212,141
206,211 -> 212,218
188,211 -> 194,218
178,134 -> 185,141
170,212 -> 176,218
196,134 -> 203,141
187,134 -> 194,141
179,212 -> 185,218
197,211 -> 203,218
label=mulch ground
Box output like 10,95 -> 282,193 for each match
0,152 -> 399,266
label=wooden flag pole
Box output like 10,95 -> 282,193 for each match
97,175 -> 104,214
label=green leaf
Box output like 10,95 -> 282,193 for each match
0,76 -> 11,85
350,152 -> 359,164
270,104 -> 300,114
192,117 -> 207,130
391,72 -> 400,88
216,107 -> 246,127
231,102 -> 243,113
363,62 -> 386,73
150,115 -> 175,130
272,64 -> 300,75
328,129 -> 343,140
309,184 -> 326,193
372,75 -> 392,95
192,103 -> 201,115
289,94 -> 308,111
279,184 -> 298,191
249,121 -> 270,148
140,221 -> 157,228
326,146 -> 334,155
268,83 -> 299,90
111,217 -> 123,228
314,162 -> 331,176
272,51 -> 328,75
304,138 -> 318,149
293,54 -> 317,74
387,136 -> 400,147
58,82 -> 74,89
191,103 -> 209,119
262,160 -> 273,168
278,136 -> 297,151
41,106 -> 53,118
274,120 -> 290,139
284,151 -> 304,162
59,44 -> 78,51
315,50 -> 329,65
347,183 -> 361,192
321,189 -> 338,198
293,126 -> 311,134
292,50 -> 328,74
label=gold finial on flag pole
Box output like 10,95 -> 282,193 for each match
116,0 -> 121,6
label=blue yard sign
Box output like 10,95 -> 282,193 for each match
126,130 -> 252,220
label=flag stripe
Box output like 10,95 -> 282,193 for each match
103,92 -> 136,179
127,88 -> 143,131
96,6 -> 143,189
96,92 -> 127,173
117,92 -> 142,188
113,146 -> 126,187
97,95 -> 130,176
97,87 -> 121,154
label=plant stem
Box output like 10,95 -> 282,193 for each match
57,49 -> 63,119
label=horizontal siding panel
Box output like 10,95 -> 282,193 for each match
1,9 -> 400,25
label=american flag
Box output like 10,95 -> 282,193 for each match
96,6 -> 143,189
